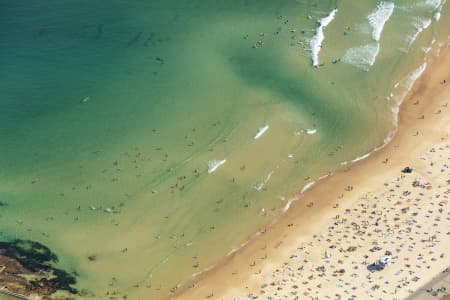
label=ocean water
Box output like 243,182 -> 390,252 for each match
0,0 -> 448,298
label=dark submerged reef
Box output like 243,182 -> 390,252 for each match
0,239 -> 78,297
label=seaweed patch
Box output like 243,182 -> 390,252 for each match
0,239 -> 78,298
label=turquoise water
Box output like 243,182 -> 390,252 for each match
0,0 -> 448,298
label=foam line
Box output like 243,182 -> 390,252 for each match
351,153 -> 371,163
367,2 -> 395,41
283,200 -> 294,212
207,159 -> 226,174
301,181 -> 316,193
388,62 -> 427,137
406,18 -> 432,47
420,0 -> 442,10
254,125 -> 269,139
434,0 -> 446,21
310,8 -> 338,66
254,171 -> 274,191
405,62 -> 427,91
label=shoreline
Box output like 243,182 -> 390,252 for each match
169,40 -> 450,299
405,266 -> 450,299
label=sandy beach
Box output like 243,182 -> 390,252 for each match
169,41 -> 450,300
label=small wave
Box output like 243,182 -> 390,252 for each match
207,159 -> 226,174
301,181 -> 316,193
405,62 -> 427,91
406,17 -> 432,47
253,171 -> 274,191
283,199 -> 294,212
367,2 -> 395,41
393,62 -> 427,103
434,0 -> 446,21
192,265 -> 214,278
342,43 -> 380,71
419,0 -> 442,10
310,8 -> 338,66
227,247 -> 239,256
254,124 -> 269,139
434,11 -> 441,21
351,153 -> 371,163
388,62 -> 427,137
318,173 -> 332,181
305,128 -> 317,135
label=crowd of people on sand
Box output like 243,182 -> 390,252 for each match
225,143 -> 450,300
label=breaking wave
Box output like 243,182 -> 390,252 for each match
310,8 -> 338,66
367,2 -> 395,42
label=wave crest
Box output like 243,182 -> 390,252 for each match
310,8 -> 338,66
367,2 -> 395,41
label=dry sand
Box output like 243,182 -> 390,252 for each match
169,43 -> 450,300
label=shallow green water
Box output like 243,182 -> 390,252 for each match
0,294 -> 21,300
0,0 -> 448,298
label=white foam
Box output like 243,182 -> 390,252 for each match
301,181 -> 315,193
310,8 -> 338,66
367,2 -> 395,41
434,0 -> 446,21
207,159 -> 226,174
318,173 -> 332,181
305,128 -> 317,135
420,0 -> 442,9
253,171 -> 274,191
227,247 -> 239,256
434,11 -> 441,21
254,124 -> 269,139
342,43 -> 380,71
192,265 -> 214,277
283,199 -> 294,212
406,18 -> 432,47
388,62 -> 427,135
405,62 -> 427,91
337,66 -> 430,167
351,153 -> 371,163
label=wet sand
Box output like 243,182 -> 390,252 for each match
169,42 -> 450,299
